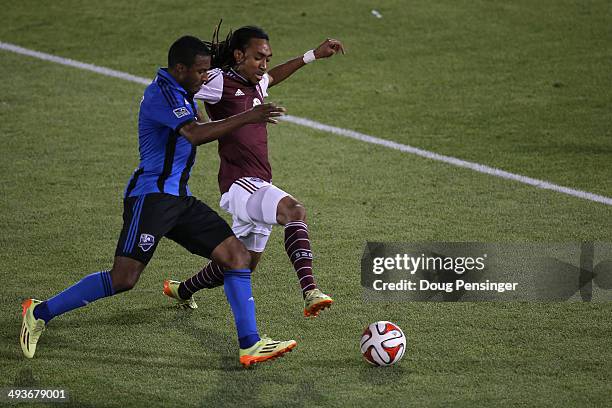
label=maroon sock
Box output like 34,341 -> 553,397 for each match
179,261 -> 224,299
284,221 -> 316,297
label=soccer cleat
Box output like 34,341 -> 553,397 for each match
20,299 -> 46,359
239,336 -> 297,367
163,280 -> 198,310
303,288 -> 333,317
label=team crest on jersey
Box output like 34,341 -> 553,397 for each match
252,98 -> 261,107
138,234 -> 155,252
235,89 -> 245,96
172,107 -> 190,118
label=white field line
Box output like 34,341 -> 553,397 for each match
2,41 -> 611,206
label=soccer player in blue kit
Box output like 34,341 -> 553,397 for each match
20,36 -> 295,367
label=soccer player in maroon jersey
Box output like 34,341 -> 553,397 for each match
163,26 -> 344,317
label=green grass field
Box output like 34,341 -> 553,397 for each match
1,1 -> 611,406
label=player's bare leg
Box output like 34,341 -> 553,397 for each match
248,251 -> 263,271
173,196 -> 332,317
164,237 -> 249,307
110,256 -> 146,293
209,236 -> 251,270
276,196 -> 333,317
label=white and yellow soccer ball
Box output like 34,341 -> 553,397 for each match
360,321 -> 406,366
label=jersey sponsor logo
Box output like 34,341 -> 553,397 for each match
235,89 -> 245,96
138,233 -> 155,252
253,98 -> 261,107
172,107 -> 190,118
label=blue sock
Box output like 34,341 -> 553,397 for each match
223,269 -> 260,349
33,271 -> 115,323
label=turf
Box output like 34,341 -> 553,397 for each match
1,1 -> 611,407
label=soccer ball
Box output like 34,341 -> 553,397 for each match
360,321 -> 406,366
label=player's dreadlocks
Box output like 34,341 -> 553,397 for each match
207,20 -> 269,70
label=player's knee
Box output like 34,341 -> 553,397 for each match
287,202 -> 306,222
110,265 -> 142,293
277,196 -> 307,224
113,274 -> 140,293
226,245 -> 251,270
249,256 -> 262,273
214,237 -> 251,270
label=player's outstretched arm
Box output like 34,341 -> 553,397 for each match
268,38 -> 345,87
180,103 -> 286,146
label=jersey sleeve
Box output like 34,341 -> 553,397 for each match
194,68 -> 224,104
258,73 -> 270,97
142,88 -> 196,132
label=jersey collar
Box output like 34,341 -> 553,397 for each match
227,68 -> 252,85
156,68 -> 188,95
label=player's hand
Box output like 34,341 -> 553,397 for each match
246,103 -> 287,124
313,38 -> 345,59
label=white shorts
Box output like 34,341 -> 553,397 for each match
219,177 -> 290,252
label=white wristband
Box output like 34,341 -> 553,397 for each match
303,50 -> 316,64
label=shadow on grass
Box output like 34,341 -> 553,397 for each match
0,305 -> 235,371
197,360 -> 331,408
46,305 -> 168,328
359,362 -> 410,386
1,305 -> 338,407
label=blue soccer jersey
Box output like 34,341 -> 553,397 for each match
124,68 -> 198,198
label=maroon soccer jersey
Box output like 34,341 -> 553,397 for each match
195,69 -> 272,193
